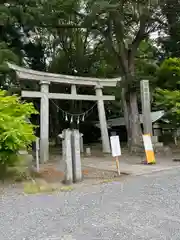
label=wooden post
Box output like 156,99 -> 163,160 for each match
115,157 -> 120,176
36,138 -> 40,172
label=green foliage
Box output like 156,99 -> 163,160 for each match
160,0 -> 180,57
0,90 -> 38,170
0,41 -> 20,88
23,181 -> 57,194
0,42 -> 19,73
0,0 -> 173,147
157,58 -> 180,89
135,40 -> 159,82
154,57 -> 180,127
48,25 -> 121,118
155,88 -> 180,126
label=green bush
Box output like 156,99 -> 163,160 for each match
0,90 -> 38,174
155,88 -> 180,127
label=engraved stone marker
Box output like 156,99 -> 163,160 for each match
71,129 -> 82,182
140,80 -> 153,135
59,129 -> 73,184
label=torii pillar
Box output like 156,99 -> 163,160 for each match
95,85 -> 111,153
40,80 -> 50,163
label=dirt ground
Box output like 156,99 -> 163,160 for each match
32,164 -> 128,184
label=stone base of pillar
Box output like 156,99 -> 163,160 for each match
152,136 -> 158,144
151,136 -> 171,156
152,136 -> 164,148
154,146 -> 172,157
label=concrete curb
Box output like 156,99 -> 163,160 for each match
132,165 -> 180,176
82,163 -> 180,177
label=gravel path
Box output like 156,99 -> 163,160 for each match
1,169 -> 180,240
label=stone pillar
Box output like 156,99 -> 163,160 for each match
40,81 -> 50,163
59,129 -> 74,184
71,84 -> 77,95
71,129 -> 82,182
64,129 -> 73,184
140,80 -> 153,135
58,132 -> 65,162
80,133 -> 84,153
95,85 -> 111,153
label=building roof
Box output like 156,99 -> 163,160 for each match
95,110 -> 165,128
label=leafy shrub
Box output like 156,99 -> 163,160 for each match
0,90 -> 38,174
156,58 -> 180,90
155,88 -> 180,127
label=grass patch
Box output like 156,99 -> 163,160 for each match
23,182 -> 40,194
101,179 -> 114,183
10,166 -> 31,182
23,181 -> 56,194
0,165 -> 31,182
60,186 -> 74,192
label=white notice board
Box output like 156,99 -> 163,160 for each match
142,134 -> 153,151
110,136 -> 121,157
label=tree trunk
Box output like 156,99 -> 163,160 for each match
121,88 -> 131,147
121,85 -> 142,153
128,91 -> 142,152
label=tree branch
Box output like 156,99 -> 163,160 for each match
128,15 -> 148,69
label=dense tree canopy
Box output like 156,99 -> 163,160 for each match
160,0 -> 180,57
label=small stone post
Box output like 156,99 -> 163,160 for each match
71,129 -> 82,182
60,129 -> 73,185
35,138 -> 40,172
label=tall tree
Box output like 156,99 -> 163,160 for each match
160,0 -> 180,57
0,0 -> 170,147
48,23 -> 122,138
80,0 -> 165,151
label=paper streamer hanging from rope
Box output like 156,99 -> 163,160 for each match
50,99 -> 97,124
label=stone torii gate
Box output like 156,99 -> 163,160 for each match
8,63 -> 121,163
